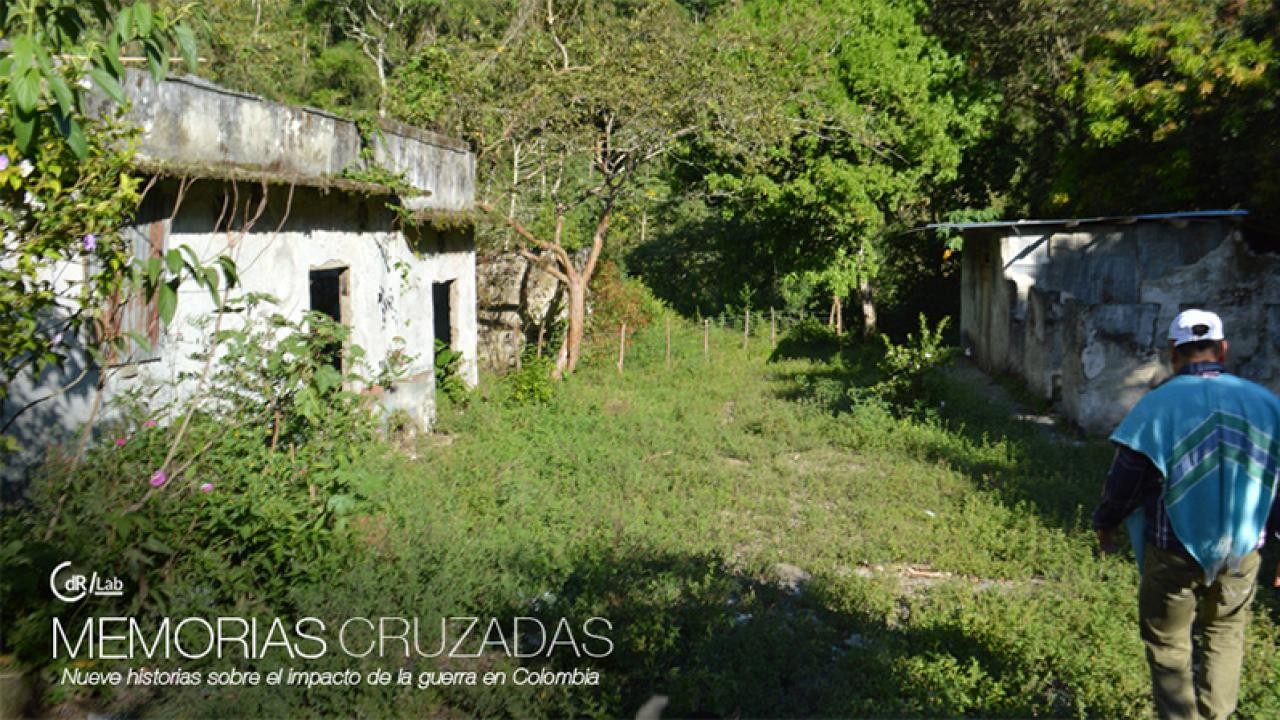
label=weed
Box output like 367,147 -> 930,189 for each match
8,319 -> 1280,717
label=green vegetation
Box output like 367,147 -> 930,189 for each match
0,1 -> 232,449
180,0 -> 1280,326
7,1 -> 1280,716
10,322 -> 1280,717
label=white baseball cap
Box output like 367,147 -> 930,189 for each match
1168,309 -> 1225,346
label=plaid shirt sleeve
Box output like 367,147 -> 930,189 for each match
1092,445 -> 1162,532
1269,489 -> 1280,542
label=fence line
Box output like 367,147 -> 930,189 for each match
594,307 -> 866,375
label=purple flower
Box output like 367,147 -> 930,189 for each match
199,482 -> 214,493
149,470 -> 167,488
82,234 -> 97,252
0,154 -> 8,171
143,419 -> 158,428
115,437 -> 128,447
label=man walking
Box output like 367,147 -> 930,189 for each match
1094,309 -> 1280,719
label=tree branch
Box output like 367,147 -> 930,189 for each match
581,196 -> 614,284
476,201 -> 573,270
518,248 -> 568,284
547,0 -> 570,72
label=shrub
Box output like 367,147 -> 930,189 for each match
770,318 -> 841,363
587,261 -> 667,344
433,338 -> 468,404
0,303 -> 388,678
868,314 -> 956,411
503,352 -> 557,406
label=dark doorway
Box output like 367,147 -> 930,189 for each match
310,267 -> 349,371
433,280 -> 454,348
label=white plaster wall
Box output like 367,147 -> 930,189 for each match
963,220 -> 1276,435
130,222 -> 477,428
4,202 -> 479,481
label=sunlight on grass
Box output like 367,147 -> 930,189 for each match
285,321 -> 1279,718
272,322 -> 1269,718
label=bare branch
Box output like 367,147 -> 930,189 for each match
547,0 -> 570,71
168,175 -> 194,223
479,0 -> 538,70
581,196 -> 614,284
272,182 -> 297,234
0,362 -> 92,435
476,201 -> 573,270
519,248 -> 569,284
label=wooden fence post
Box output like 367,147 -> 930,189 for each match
617,323 -> 626,374
703,319 -> 709,362
770,308 -> 777,346
742,308 -> 750,349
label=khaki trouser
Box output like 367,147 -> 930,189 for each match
1139,543 -> 1260,720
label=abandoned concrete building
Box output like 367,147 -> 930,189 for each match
4,72 -> 477,472
942,211 -> 1280,434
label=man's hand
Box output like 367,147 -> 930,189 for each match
1274,563 -> 1280,595
1096,528 -> 1118,555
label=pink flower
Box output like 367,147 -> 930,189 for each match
199,482 -> 214,493
149,470 -> 167,487
82,234 -> 97,252
115,437 -> 128,447
143,419 -> 158,428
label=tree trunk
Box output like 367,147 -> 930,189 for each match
833,294 -> 843,336
555,277 -> 587,378
859,278 -> 877,337
374,48 -> 388,118
552,201 -> 613,378
476,199 -> 611,380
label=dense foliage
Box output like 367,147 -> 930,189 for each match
2,306 -> 387,672
182,0 -> 1280,321
0,1 -> 220,448
6,1 -> 1280,716
927,0 -> 1280,250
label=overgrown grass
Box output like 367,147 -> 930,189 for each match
26,320 -> 1280,718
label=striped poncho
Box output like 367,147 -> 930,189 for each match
1112,371 -> 1280,582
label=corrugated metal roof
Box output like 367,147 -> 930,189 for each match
927,209 -> 1248,231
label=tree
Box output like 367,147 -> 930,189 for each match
654,0 -> 983,332
446,0 -> 719,376
0,2 -> 198,417
922,0 -> 1130,219
334,0 -> 435,116
1053,0 -> 1280,233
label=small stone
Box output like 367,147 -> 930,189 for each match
772,562 -> 811,593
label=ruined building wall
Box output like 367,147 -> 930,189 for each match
960,220 -> 1280,434
3,72 -> 478,481
475,253 -> 565,372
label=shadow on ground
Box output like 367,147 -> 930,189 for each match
473,546 -> 1080,718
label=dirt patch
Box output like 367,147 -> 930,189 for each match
846,562 -> 1046,597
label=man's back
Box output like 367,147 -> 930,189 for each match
1112,369 -> 1280,581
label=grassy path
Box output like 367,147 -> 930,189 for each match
340,323 -> 1279,718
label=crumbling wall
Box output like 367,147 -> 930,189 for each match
475,253 -> 564,372
5,72 -> 479,482
962,220 -> 1279,434
112,71 -> 475,212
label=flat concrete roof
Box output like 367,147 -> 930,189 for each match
94,70 -> 475,211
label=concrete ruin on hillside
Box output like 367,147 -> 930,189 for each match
4,72 -> 478,474
475,253 -> 565,371
941,211 -> 1280,434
